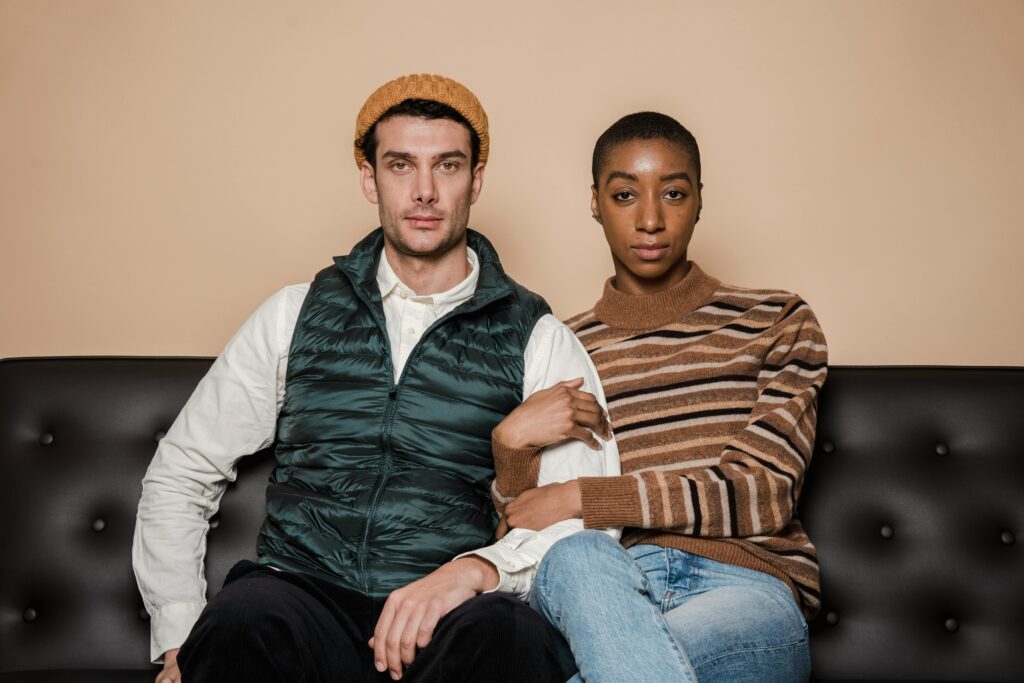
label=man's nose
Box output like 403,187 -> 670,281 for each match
414,171 -> 438,205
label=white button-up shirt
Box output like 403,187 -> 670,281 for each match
132,247 -> 620,662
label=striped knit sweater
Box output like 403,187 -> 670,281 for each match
492,262 -> 828,619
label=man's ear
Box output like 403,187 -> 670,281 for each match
360,161 -> 379,204
591,186 -> 601,223
469,162 -> 486,205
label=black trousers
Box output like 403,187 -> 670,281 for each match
178,561 -> 576,683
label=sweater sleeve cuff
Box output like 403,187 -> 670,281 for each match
491,432 -> 542,501
579,475 -> 640,529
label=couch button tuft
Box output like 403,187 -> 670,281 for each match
92,518 -> 106,532
154,430 -> 167,442
39,433 -> 54,446
23,608 -> 37,623
209,517 -> 220,529
139,607 -> 150,621
825,611 -> 839,626
821,440 -> 834,454
1001,531 -> 1015,545
945,617 -> 959,633
880,525 -> 894,539
935,443 -> 950,456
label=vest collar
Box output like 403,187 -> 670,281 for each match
333,228 -> 515,313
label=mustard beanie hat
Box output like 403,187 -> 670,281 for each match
353,74 -> 489,168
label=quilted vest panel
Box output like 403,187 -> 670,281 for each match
256,229 -> 550,596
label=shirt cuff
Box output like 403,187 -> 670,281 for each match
454,529 -> 540,601
149,601 -> 206,664
579,475 -> 640,529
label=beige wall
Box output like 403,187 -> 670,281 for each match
2,0 -> 1022,364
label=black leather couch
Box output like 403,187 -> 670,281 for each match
0,357 -> 1020,682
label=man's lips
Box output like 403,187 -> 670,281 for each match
405,215 -> 442,227
631,244 -> 669,261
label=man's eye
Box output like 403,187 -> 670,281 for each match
393,162 -> 407,171
440,162 -> 456,171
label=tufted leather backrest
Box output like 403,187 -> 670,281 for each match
0,358 -> 1021,681
0,358 -> 274,673
800,367 -> 1022,681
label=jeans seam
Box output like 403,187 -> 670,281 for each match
658,611 -> 700,682
686,585 -> 809,672
533,565 -> 563,629
695,634 -> 809,668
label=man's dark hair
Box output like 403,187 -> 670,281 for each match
592,112 -> 701,187
356,99 -> 481,169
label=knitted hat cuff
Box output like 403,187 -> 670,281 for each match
353,74 -> 488,167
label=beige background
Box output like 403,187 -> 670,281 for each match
2,0 -> 1022,364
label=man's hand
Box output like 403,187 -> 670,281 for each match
492,378 -> 611,451
498,480 -> 583,539
155,648 -> 180,683
369,556 -> 499,680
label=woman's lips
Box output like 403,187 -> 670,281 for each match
631,244 -> 668,261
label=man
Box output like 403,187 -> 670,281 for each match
133,74 -> 618,683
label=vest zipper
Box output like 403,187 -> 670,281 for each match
354,292 -> 512,594
357,357 -> 398,594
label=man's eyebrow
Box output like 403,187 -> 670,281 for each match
380,150 -> 468,162
436,150 -> 468,160
604,171 -> 638,186
660,172 -> 692,183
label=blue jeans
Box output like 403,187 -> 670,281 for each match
532,530 -> 810,683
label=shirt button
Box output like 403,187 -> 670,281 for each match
399,291 -> 407,299
407,327 -> 416,336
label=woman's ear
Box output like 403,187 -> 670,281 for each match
591,185 -> 601,223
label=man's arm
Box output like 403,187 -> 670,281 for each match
132,285 -> 305,664
370,315 -> 620,679
463,314 -> 621,596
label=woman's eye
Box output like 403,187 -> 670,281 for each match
613,191 -> 633,201
666,190 -> 686,200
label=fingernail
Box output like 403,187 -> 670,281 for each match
376,661 -> 386,672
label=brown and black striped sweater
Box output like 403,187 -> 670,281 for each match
492,262 -> 828,619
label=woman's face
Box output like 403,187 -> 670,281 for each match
592,139 -> 702,296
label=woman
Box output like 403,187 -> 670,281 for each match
490,112 -> 827,682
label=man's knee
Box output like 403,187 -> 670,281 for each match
445,593 -> 531,641
181,570 -> 306,658
437,593 -> 557,654
418,594 -> 571,682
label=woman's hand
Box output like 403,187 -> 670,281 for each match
493,378 -> 611,451
497,480 -> 583,537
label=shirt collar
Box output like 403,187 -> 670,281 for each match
375,247 -> 480,305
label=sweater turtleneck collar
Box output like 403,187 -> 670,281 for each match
593,262 -> 721,330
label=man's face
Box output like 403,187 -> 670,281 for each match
592,138 -> 702,295
360,115 -> 484,260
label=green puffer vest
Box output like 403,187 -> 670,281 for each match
256,228 -> 550,597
